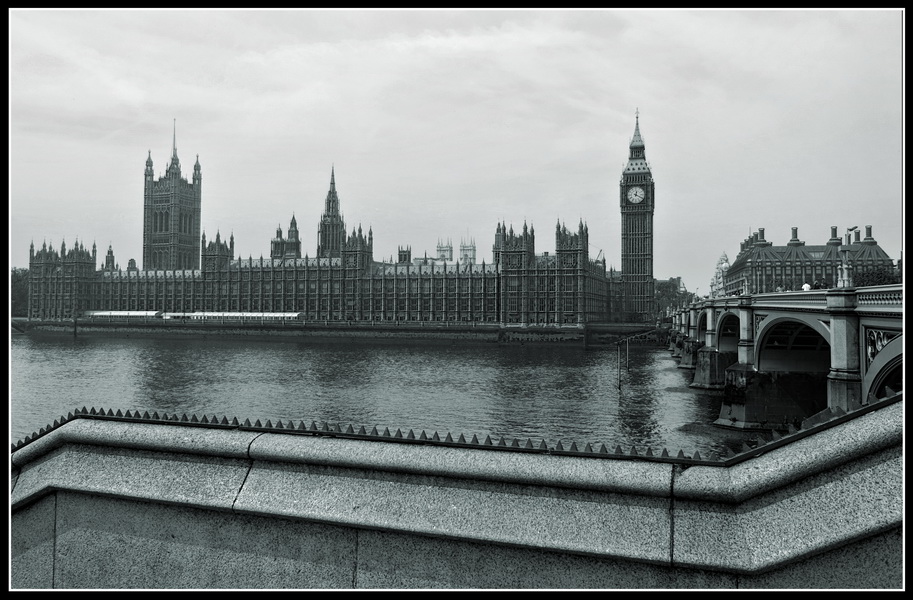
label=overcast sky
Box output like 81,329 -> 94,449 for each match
9,9 -> 904,294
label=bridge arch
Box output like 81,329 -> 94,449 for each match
716,311 -> 740,353
756,316 -> 830,372
863,335 -> 902,402
695,311 -> 707,341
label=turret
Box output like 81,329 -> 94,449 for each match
317,165 -> 346,258
104,245 -> 116,271
270,225 -> 284,259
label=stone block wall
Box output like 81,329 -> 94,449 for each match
10,400 -> 903,589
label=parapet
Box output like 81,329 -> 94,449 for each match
10,397 -> 903,589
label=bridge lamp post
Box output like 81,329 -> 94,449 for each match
845,226 -> 858,247
839,227 -> 858,288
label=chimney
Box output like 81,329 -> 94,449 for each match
758,228 -> 765,241
854,230 -> 861,243
787,226 -> 804,247
791,227 -> 798,241
827,225 -> 842,246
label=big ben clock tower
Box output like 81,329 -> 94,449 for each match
620,110 -> 655,321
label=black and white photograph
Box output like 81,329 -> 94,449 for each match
10,8 -> 904,591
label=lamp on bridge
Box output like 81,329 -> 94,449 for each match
838,227 -> 858,288
845,226 -> 858,247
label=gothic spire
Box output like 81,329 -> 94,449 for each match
324,166 -> 340,215
630,108 -> 644,149
172,118 -> 178,159
624,109 -> 650,175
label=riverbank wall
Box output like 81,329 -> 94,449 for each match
10,398 -> 902,589
13,319 -> 665,347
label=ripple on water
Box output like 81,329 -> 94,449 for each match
11,335 -> 757,456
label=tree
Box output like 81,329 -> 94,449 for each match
11,267 -> 29,317
853,266 -> 899,288
654,277 -> 690,318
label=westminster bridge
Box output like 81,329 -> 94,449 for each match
668,284 -> 902,430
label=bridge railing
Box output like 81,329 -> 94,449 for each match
680,284 -> 903,316
855,284 -> 903,314
748,291 -> 828,310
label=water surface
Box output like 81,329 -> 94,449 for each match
10,334 -> 754,456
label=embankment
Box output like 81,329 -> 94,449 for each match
10,398 -> 902,589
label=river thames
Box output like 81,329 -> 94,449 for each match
10,334 -> 757,456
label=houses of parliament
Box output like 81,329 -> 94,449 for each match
27,117 -> 658,324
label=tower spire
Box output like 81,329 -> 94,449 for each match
630,109 -> 644,149
318,165 -> 345,258
172,118 -> 177,159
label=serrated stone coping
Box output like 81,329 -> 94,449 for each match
673,400 -> 903,503
246,433 -> 673,496
10,399 -> 903,575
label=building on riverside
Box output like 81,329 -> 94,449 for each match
708,253 -> 731,299
143,121 -> 202,271
28,117 -> 659,324
722,226 -> 896,295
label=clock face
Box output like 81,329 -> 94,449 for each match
627,187 -> 645,204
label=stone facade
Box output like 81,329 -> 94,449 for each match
723,226 -> 895,295
619,111 -> 655,321
142,124 -> 202,271
28,119 -> 663,324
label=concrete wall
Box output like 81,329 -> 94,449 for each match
11,400 -> 903,590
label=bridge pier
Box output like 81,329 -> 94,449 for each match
668,313 -> 680,350
703,306 -> 716,349
687,306 -> 699,344
826,288 -> 863,411
736,295 -> 755,366
716,367 -> 828,431
691,347 -> 737,390
677,338 -> 702,370
670,331 -> 684,359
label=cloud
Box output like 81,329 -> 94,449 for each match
9,9 -> 903,293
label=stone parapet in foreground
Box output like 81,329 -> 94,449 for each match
10,399 -> 903,589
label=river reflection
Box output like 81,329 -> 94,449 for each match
11,334 -> 756,456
